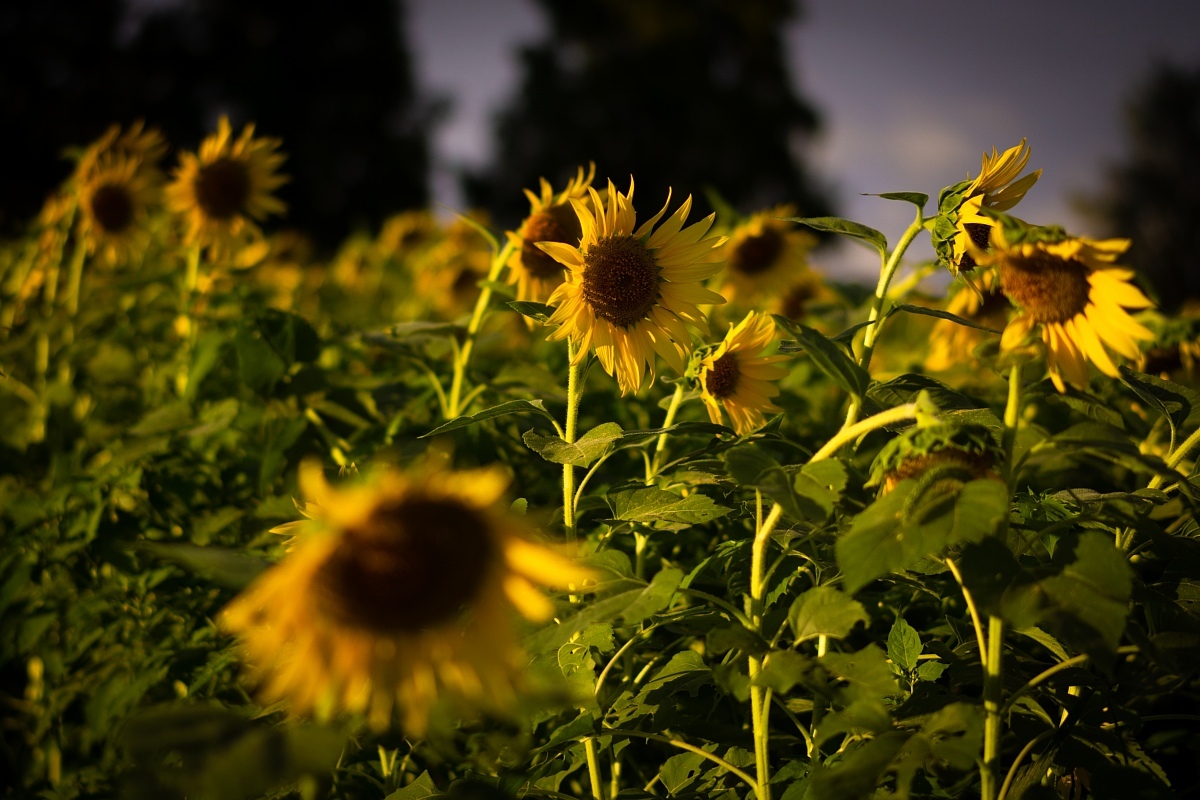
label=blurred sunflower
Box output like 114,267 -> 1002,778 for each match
944,140 -> 1042,275
75,154 -> 160,266
699,311 -> 789,436
416,212 -> 494,319
167,116 -> 287,257
221,461 -> 594,734
540,179 -> 727,394
74,120 -> 168,181
776,267 -> 839,325
505,164 -> 596,303
720,205 -> 817,301
376,210 -> 438,261
925,270 -> 1011,372
981,227 -> 1153,392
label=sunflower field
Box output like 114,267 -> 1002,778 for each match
3,124 -> 1200,800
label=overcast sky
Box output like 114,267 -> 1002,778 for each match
407,0 -> 1200,281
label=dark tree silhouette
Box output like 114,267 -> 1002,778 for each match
0,0 -> 434,247
464,0 -> 831,227
1097,61 -> 1200,310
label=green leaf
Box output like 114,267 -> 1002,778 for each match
607,487 -> 730,531
814,699 -> 892,748
1036,531 -> 1134,653
784,216 -> 887,255
136,543 -> 269,589
867,191 -> 929,209
837,478 -> 1008,594
256,308 -> 320,365
507,300 -> 557,324
235,323 -> 287,392
1119,365 -> 1200,445
789,587 -> 868,643
618,421 -> 732,447
753,649 -> 818,693
526,569 -> 682,653
384,320 -> 463,342
385,771 -> 440,800
660,751 -> 709,795
821,645 -> 900,704
886,617 -> 923,672
890,303 -> 1003,334
723,446 -> 801,519
523,422 -> 624,467
772,316 -> 870,399
914,661 -> 948,682
793,460 -> 848,519
420,399 -> 557,437
810,732 -> 909,800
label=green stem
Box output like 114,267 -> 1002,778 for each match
448,240 -> 513,416
583,737 -> 604,800
747,490 -> 782,800
1148,423 -> 1200,491
809,403 -> 919,463
563,339 -> 583,541
603,729 -> 760,795
63,243 -> 87,318
648,383 -> 685,481
844,206 -> 925,426
981,615 -> 1004,800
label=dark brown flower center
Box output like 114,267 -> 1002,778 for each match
314,497 -> 496,634
705,352 -> 740,399
90,183 -> 135,233
1142,345 -> 1182,377
582,234 -> 660,328
194,157 -> 251,220
999,251 -> 1091,324
883,449 -> 995,493
521,204 -> 582,279
956,222 -> 992,273
780,282 -> 817,320
730,226 -> 784,275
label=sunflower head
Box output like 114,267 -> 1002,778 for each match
73,120 -> 168,183
167,116 -> 287,258
925,270 -> 1012,372
869,423 -> 1002,494
221,461 -> 594,733
720,205 -> 817,301
75,153 -> 161,266
934,140 -> 1042,276
698,311 -> 789,436
539,179 -> 727,395
977,224 -> 1154,392
506,164 -> 596,303
415,211 -> 494,319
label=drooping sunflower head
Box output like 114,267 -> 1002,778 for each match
221,461 -> 594,734
935,140 -> 1042,276
540,179 -> 728,395
167,116 -> 287,257
981,225 -> 1154,392
925,270 -> 1012,373
75,153 -> 161,266
506,164 -> 596,303
869,423 -> 1002,494
698,311 -> 789,436
720,205 -> 818,301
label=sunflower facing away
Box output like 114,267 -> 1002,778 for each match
220,461 -> 594,734
981,228 -> 1154,392
75,153 -> 161,266
720,205 -> 818,301
539,179 -> 727,395
506,164 -> 596,303
949,140 -> 1042,275
699,311 -> 789,436
167,116 -> 287,256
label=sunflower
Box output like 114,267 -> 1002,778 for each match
944,140 -> 1042,275
505,164 -> 596,303
220,461 -> 594,734
720,205 -> 818,301
167,116 -> 287,257
540,179 -> 727,395
925,269 -> 1011,372
699,311 -> 789,436
415,212 -> 494,319
74,120 -> 168,182
75,153 -> 161,266
980,228 -> 1154,392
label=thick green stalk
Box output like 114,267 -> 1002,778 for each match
448,240 -> 513,416
648,383 -> 685,480
747,491 -> 783,800
583,737 -> 604,800
810,403 -> 919,463
844,206 -> 926,426
562,339 -> 583,541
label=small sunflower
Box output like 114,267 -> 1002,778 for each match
776,267 -> 839,324
506,164 -> 596,303
220,461 -> 594,734
75,154 -> 160,266
941,140 -> 1042,275
925,270 -> 1011,372
982,228 -> 1154,392
74,120 -> 168,181
167,116 -> 287,257
415,212 -> 494,319
720,205 -> 818,301
540,179 -> 727,395
699,311 -> 789,436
